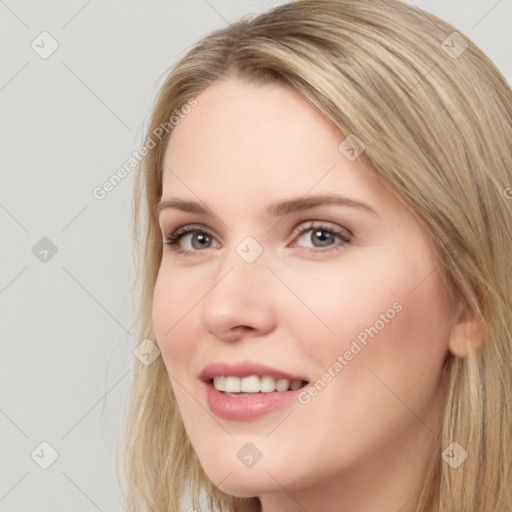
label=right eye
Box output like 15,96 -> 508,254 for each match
163,224 -> 219,256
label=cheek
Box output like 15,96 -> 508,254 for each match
280,255 -> 451,468
275,255 -> 406,349
152,265 -> 201,374
284,247 -> 451,389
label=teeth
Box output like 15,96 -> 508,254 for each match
241,375 -> 261,392
260,375 -> 276,393
224,376 -> 241,392
275,378 -> 290,392
213,375 -> 305,393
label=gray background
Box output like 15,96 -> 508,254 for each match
0,1 -> 510,511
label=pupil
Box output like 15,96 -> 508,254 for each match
192,233 -> 210,249
313,229 -> 332,247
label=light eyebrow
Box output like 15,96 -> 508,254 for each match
155,194 -> 379,218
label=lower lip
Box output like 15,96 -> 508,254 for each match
203,380 -> 306,421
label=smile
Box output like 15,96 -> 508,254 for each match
204,379 -> 308,420
212,375 -> 307,394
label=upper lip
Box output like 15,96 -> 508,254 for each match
200,361 -> 308,383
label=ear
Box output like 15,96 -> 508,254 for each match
448,301 -> 485,358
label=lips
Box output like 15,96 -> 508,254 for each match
199,361 -> 310,421
199,360 -> 309,383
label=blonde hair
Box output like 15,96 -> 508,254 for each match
122,1 -> 512,511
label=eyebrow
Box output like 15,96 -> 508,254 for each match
156,194 -> 379,218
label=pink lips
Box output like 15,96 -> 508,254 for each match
200,360 -> 309,421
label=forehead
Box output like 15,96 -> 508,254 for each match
159,78 -> 390,218
163,79 -> 342,178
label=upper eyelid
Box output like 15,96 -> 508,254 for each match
161,219 -> 346,233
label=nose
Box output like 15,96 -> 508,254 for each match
200,239 -> 277,342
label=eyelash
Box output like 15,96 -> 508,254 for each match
162,221 -> 352,257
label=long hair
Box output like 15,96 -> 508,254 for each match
122,1 -> 512,510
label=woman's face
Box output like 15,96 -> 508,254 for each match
153,78 -> 455,510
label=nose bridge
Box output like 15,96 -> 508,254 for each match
217,227 -> 266,273
200,233 -> 275,336
211,233 -> 268,304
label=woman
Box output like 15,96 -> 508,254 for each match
123,1 -> 512,511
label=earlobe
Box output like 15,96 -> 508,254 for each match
448,302 -> 486,358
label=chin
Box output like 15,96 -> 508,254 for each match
216,481 -> 270,499
201,462 -> 281,497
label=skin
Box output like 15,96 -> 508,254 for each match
152,78 -> 477,512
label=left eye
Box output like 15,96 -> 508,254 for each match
291,223 -> 352,250
162,221 -> 352,256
